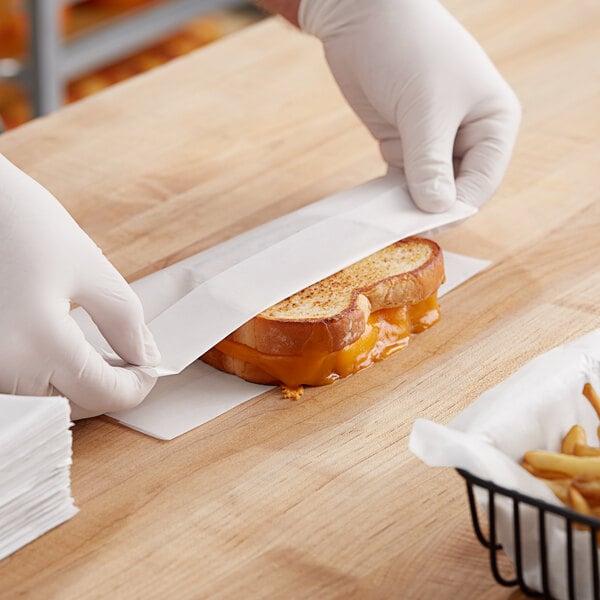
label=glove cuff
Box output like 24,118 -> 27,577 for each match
298,0 -> 358,39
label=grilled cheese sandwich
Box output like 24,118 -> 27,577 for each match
201,237 -> 444,393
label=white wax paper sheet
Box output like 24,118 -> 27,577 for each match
74,172 -> 476,375
410,328 -> 600,599
104,250 -> 489,440
71,172 -> 483,439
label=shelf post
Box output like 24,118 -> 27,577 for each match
28,0 -> 63,116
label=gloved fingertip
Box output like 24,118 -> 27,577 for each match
120,322 -> 161,368
142,325 -> 161,367
410,177 -> 456,213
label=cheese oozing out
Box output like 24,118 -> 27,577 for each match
213,293 -> 440,387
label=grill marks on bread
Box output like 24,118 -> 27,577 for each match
262,240 -> 434,320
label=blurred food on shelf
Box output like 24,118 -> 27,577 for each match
65,14 -> 225,103
0,81 -> 30,127
0,0 -> 262,129
0,0 -> 71,59
0,0 -> 27,58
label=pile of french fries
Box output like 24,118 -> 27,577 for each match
522,383 -> 600,521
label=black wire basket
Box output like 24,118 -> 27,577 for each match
457,469 -> 600,599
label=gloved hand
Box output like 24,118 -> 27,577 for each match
299,0 -> 521,212
0,154 -> 160,419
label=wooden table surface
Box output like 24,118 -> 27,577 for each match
1,1 -> 600,598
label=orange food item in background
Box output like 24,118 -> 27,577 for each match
67,15 -> 222,102
0,0 -> 27,58
0,82 -> 31,128
0,4 -> 259,129
0,0 -> 71,57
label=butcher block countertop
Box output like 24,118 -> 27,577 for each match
1,1 -> 599,598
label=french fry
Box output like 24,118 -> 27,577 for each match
521,459 -> 574,480
583,383 -> 600,420
573,444 -> 600,457
520,382 -> 600,538
568,485 -> 594,530
562,425 -> 587,454
572,478 -> 600,505
524,450 -> 600,478
542,479 -> 571,504
568,485 -> 592,514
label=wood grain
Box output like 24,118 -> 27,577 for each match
1,1 -> 600,598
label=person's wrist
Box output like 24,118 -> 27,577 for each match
257,0 -> 301,27
299,0 -> 339,37
299,0 -> 368,38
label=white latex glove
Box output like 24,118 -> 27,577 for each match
0,155 -> 160,419
299,0 -> 521,212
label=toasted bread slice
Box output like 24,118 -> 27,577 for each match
201,237 -> 444,387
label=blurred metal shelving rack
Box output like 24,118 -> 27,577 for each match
14,0 -> 242,117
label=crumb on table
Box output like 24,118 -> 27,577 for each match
281,385 -> 304,400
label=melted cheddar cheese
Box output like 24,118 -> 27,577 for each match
215,293 -> 440,387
